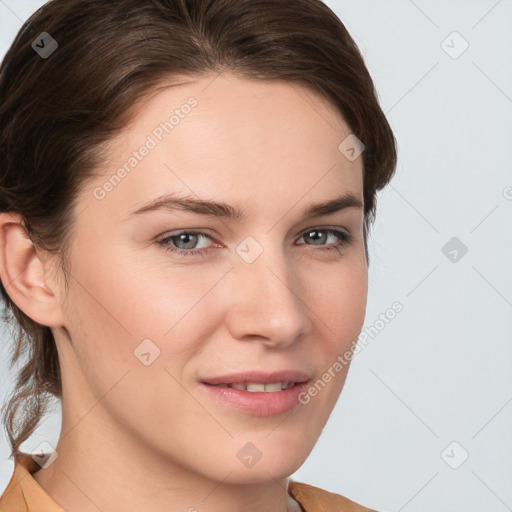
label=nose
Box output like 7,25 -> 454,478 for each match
225,247 -> 312,348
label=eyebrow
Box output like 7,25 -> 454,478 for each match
127,191 -> 363,221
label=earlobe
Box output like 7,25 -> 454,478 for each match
0,212 -> 65,327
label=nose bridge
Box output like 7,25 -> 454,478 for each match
225,237 -> 312,345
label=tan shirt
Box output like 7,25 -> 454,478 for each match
0,453 -> 376,511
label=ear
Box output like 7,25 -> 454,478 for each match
0,212 -> 65,327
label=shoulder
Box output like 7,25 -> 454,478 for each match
288,480 -> 377,512
0,453 -> 64,512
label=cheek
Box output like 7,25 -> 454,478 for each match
299,253 -> 367,408
62,248 -> 226,384
312,254 -> 368,349
68,243 -> 207,335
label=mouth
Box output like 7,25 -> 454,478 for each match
209,381 -> 297,392
200,370 -> 311,416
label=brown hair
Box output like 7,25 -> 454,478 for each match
0,0 -> 397,458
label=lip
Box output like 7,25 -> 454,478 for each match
200,370 -> 311,417
201,370 -> 310,386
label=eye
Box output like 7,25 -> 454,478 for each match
157,230 -> 215,257
296,228 -> 353,254
157,227 -> 353,258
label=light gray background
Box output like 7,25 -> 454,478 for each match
1,1 -> 511,511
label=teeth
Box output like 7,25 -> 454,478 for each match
213,381 -> 295,392
246,383 -> 266,392
263,382 -> 282,392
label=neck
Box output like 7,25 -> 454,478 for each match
32,410 -> 303,512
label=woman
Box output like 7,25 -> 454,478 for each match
0,0 -> 396,510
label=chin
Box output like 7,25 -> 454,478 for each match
219,458 -> 306,486
184,432 -> 315,485
228,432 -> 315,484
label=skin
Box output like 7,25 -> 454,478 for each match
0,72 -> 367,512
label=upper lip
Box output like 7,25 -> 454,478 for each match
202,370 -> 311,386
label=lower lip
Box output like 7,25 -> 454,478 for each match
200,382 -> 309,416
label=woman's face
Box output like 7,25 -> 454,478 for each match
54,72 -> 367,483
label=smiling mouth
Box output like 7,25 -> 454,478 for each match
200,375 -> 310,416
210,381 -> 296,392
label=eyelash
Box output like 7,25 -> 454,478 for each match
156,228 -> 353,258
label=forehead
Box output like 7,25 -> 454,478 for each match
82,72 -> 363,221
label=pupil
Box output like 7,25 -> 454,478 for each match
178,233 -> 197,249
308,230 -> 325,245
